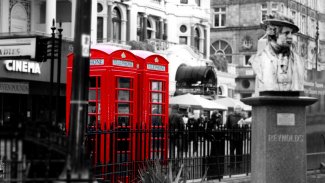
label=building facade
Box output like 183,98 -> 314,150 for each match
0,0 -> 224,124
210,0 -> 325,99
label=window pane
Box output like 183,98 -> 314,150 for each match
262,3 -> 267,9
118,90 -> 130,101
179,36 -> 187,44
152,104 -> 162,114
152,93 -> 162,103
221,7 -> 226,12
118,78 -> 131,88
151,116 -> 162,126
152,81 -> 162,91
88,102 -> 96,113
118,103 -> 130,114
88,90 -> 96,100
215,14 -> 220,27
221,14 -> 226,26
117,116 -> 129,126
89,77 -> 96,87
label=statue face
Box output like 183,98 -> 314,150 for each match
276,26 -> 293,48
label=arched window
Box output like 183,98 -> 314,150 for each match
210,40 -> 232,64
112,7 -> 121,42
194,28 -> 200,51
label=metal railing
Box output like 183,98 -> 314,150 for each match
0,123 -> 251,182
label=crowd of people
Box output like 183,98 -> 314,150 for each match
168,104 -> 251,179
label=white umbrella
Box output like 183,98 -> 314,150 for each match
169,93 -> 227,110
217,97 -> 252,111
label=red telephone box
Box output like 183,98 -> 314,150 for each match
67,46 -> 169,182
132,50 -> 169,161
66,45 -> 139,182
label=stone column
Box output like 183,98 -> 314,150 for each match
70,0 -> 76,39
126,7 -> 130,41
191,26 -> 195,47
164,20 -> 168,41
45,0 -> 56,34
107,3 -> 112,42
121,19 -> 127,43
159,18 -> 164,39
1,0 -> 10,32
242,91 -> 317,183
143,14 -> 148,41
90,0 -> 97,44
205,25 -> 210,59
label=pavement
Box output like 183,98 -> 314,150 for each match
187,172 -> 325,183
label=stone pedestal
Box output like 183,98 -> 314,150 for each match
241,91 -> 317,183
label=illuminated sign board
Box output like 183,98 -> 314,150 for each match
147,64 -> 166,71
90,59 -> 104,66
112,59 -> 133,67
0,38 -> 36,59
4,60 -> 41,74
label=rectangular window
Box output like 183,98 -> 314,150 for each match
195,0 -> 200,6
180,0 -> 188,4
291,10 -> 297,25
310,18 -> 316,37
97,17 -> 103,43
214,7 -> 226,27
245,55 -> 251,66
261,3 -> 268,21
301,15 -> 306,34
271,3 -> 278,15
179,36 -> 187,45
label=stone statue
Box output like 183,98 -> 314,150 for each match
250,14 -> 305,95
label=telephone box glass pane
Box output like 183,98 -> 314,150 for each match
97,90 -> 101,100
118,90 -> 130,101
89,90 -> 96,100
151,81 -> 162,91
118,103 -> 130,114
118,78 -> 131,88
152,93 -> 162,103
88,102 -> 96,113
152,104 -> 162,114
89,77 -> 96,87
88,114 -> 96,129
117,116 -> 129,126
151,116 -> 162,126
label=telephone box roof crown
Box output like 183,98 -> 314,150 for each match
263,13 -> 299,33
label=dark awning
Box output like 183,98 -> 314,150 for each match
175,65 -> 217,85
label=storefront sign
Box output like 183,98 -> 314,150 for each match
0,38 -> 36,58
112,59 -> 133,67
4,60 -> 41,74
0,82 -> 29,94
147,64 -> 166,71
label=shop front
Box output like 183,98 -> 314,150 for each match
0,36 -> 67,128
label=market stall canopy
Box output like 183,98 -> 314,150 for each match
217,97 -> 252,111
169,93 -> 227,110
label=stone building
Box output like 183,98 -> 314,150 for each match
210,0 -> 325,99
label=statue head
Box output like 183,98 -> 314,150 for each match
263,14 -> 299,50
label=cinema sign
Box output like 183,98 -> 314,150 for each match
0,38 -> 36,59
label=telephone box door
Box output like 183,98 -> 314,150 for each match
146,75 -> 169,160
111,71 -> 138,182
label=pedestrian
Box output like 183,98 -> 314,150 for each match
169,105 -> 185,158
207,110 -> 225,180
226,105 -> 245,170
187,112 -> 199,154
249,13 -> 304,95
